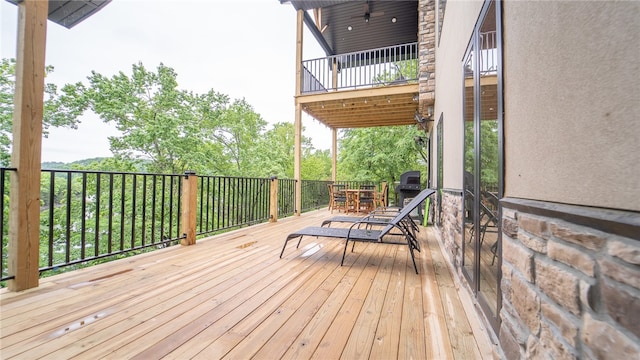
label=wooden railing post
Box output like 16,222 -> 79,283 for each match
181,171 -> 197,246
269,176 -> 278,222
8,0 -> 48,291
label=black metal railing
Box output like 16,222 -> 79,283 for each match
278,178 -> 296,218
42,170 -> 184,274
301,180 -> 332,212
196,176 -> 271,237
0,168 -> 13,282
301,42 -> 418,94
1,169 -> 186,282
1,167 -> 365,284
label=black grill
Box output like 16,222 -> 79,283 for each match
395,171 -> 421,208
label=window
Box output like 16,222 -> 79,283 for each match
436,114 -> 444,225
461,0 -> 503,332
437,0 -> 447,46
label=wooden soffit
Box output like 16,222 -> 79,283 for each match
296,83 -> 419,129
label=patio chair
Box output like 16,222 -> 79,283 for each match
466,190 -> 500,265
358,184 -> 376,212
280,188 -> 436,274
328,184 -> 347,213
373,182 -> 388,209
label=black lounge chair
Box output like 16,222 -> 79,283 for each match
280,188 -> 436,274
320,212 -> 419,240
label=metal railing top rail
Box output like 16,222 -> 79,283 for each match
41,168 -> 186,177
303,42 -> 419,65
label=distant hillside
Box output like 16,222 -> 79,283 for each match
42,157 -> 108,170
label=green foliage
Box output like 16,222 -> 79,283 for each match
337,125 -> 426,185
1,58 -> 332,180
61,62 -> 332,179
242,121 -> 330,180
372,59 -> 418,85
253,122 -> 296,178
302,149 -> 332,180
0,58 -> 85,167
75,63 -> 232,174
464,120 -> 499,189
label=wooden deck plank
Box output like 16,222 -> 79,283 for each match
0,240 -> 256,327
220,242 -> 380,360
185,240 -> 350,359
427,227 -> 484,359
140,242 -> 345,358
3,222 -> 304,358
340,244 -> 397,359
420,227 -> 455,359
0,209 -> 493,360
399,256 -> 428,359
9,244 -> 276,359
100,239 -> 337,358
279,247 -> 384,360
310,243 -> 389,359
369,246 -> 407,360
68,250 -> 283,358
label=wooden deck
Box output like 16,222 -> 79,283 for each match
0,209 -> 494,359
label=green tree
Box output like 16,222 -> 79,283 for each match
79,63 -> 221,174
0,58 -> 86,166
213,99 -> 267,176
251,122 -> 295,177
65,62 -> 273,176
338,125 -> 425,184
302,149 -> 331,180
464,120 -> 499,189
248,122 -> 328,179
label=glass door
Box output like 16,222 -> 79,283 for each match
478,0 -> 500,322
461,0 -> 503,331
462,46 -> 476,285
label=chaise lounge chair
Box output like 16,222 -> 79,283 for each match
280,188 -> 436,274
320,210 -> 420,241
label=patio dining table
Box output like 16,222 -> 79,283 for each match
345,188 -> 376,214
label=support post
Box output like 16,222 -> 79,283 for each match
331,128 -> 337,182
181,171 -> 197,246
269,176 -> 278,222
330,58 -> 338,182
294,9 -> 304,216
8,0 -> 48,291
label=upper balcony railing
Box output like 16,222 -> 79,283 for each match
468,31 -> 499,77
301,42 -> 419,94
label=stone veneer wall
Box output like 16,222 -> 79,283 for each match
418,0 -> 436,112
438,190 -> 463,269
499,198 -> 640,359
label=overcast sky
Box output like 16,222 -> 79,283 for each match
1,0 -> 330,163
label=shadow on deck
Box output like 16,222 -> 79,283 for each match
0,209 -> 494,359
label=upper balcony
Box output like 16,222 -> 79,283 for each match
284,0 -> 426,129
299,42 -> 420,129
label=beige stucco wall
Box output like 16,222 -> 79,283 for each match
433,0 -> 483,190
503,1 -> 640,211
